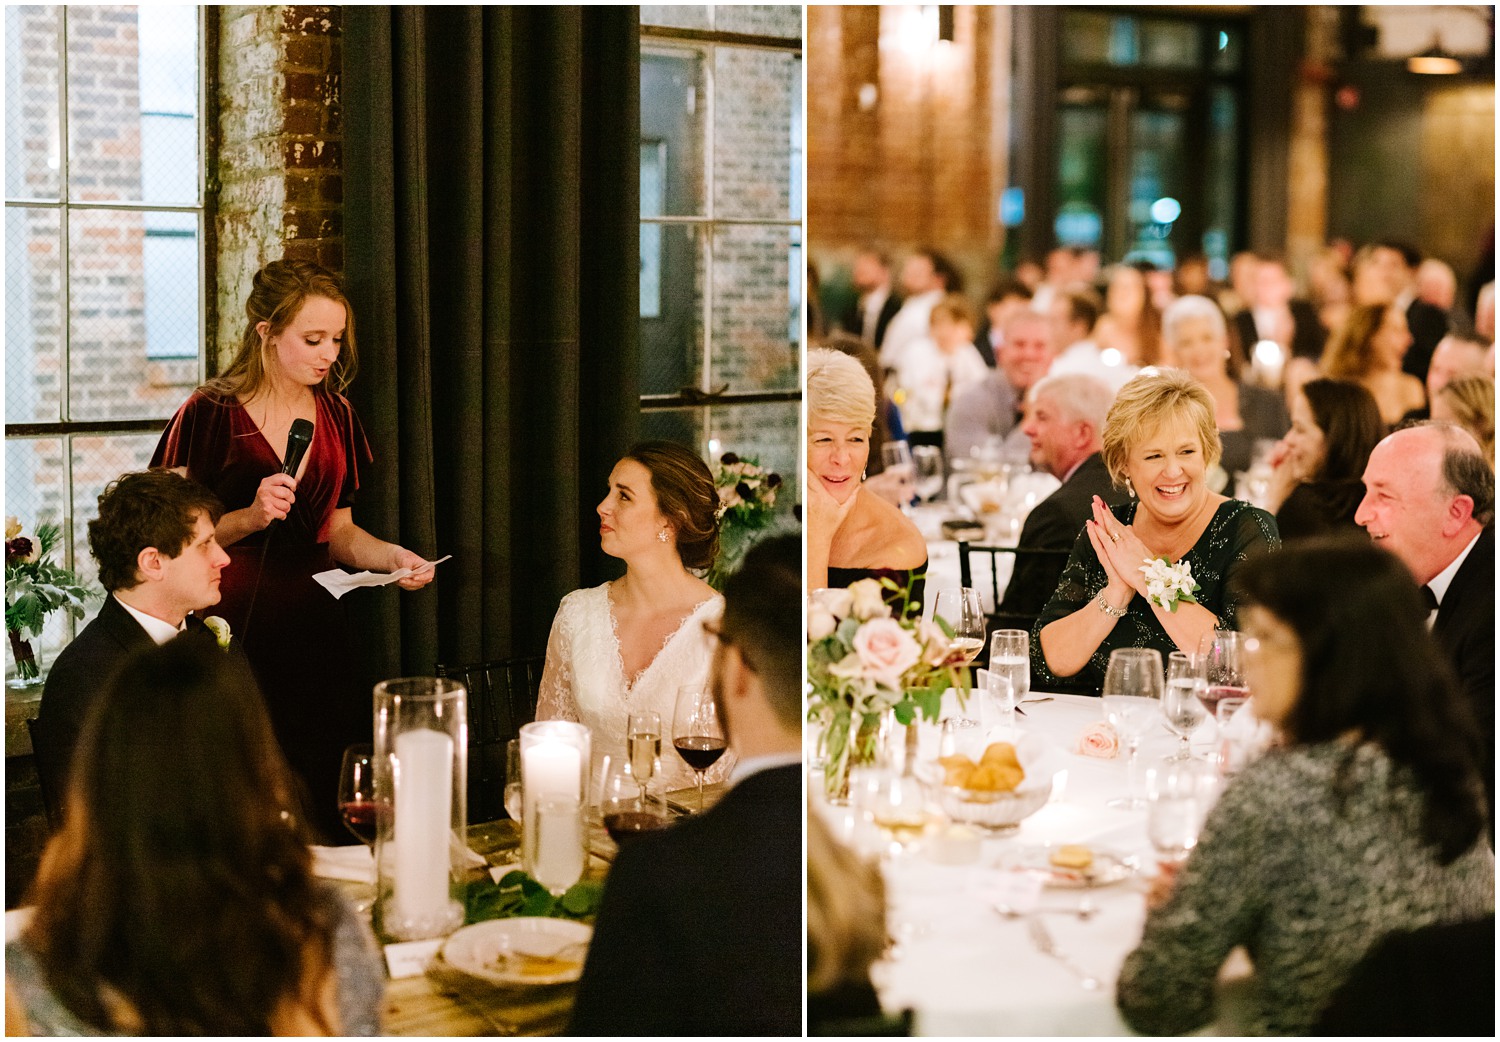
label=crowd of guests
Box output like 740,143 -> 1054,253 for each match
810,238 -> 1495,1034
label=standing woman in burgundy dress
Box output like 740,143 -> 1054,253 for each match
152,260 -> 433,840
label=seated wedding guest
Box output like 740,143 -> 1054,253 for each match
1117,538 -> 1494,1036
7,639 -> 383,1035
879,248 -> 959,373
33,469 -> 229,812
1093,264 -> 1164,367
946,309 -> 1057,463
972,278 -> 1034,368
1034,368 -> 1279,693
1314,913 -> 1495,1036
1422,332 -> 1489,416
1262,379 -> 1384,540
1163,295 -> 1289,482
1230,255 -> 1327,370
894,294 -> 989,448
1433,375 -> 1496,461
1321,303 -> 1427,427
571,535 -> 801,1036
536,441 -> 726,792
997,373 -> 1128,622
1049,285 -> 1137,394
808,809 -> 895,1036
1356,423 -> 1495,824
807,349 -> 926,611
824,330 -> 906,474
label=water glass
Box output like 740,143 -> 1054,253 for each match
912,444 -> 945,502
988,629 -> 1030,702
939,715 -> 981,759
1146,761 -> 1217,864
1215,697 -> 1252,776
882,441 -> 916,510
981,669 -> 1016,734
1102,648 -> 1164,809
1162,651 -> 1207,761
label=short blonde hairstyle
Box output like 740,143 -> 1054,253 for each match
807,807 -> 886,996
807,348 -> 876,430
1438,376 -> 1496,461
1100,367 -> 1222,489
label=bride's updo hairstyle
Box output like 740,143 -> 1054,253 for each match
624,441 -> 720,570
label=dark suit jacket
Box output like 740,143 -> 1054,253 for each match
841,291 -> 902,349
998,454 -> 1129,620
1431,526 -> 1495,819
33,598 -> 215,807
1231,299 -> 1327,361
1402,298 -> 1450,382
971,326 -> 998,368
570,763 -> 802,1036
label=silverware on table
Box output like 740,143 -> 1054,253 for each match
1027,915 -> 1101,990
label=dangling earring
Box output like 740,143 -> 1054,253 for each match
862,469 -> 868,482
1126,478 -> 1136,499
658,530 -> 668,543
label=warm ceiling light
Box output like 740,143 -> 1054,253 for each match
1408,41 -> 1462,75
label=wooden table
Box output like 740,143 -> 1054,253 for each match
379,783 -> 727,1036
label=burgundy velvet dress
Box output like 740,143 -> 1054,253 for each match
151,389 -> 374,841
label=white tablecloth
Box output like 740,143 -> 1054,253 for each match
814,690 -> 1239,1036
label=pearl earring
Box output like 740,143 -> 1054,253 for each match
862,469 -> 868,482
1126,478 -> 1136,498
658,530 -> 668,543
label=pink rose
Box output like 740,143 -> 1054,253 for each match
1077,721 -> 1120,759
851,617 -> 922,685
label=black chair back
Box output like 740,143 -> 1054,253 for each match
434,656 -> 544,823
25,715 -> 64,831
957,541 -> 1072,651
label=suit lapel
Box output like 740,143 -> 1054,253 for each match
96,594 -> 158,652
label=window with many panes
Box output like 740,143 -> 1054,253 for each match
5,5 -> 208,671
637,5 -> 802,511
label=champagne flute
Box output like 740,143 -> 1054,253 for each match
503,738 -> 523,822
523,795 -> 585,897
988,629 -> 1030,703
627,710 -> 662,802
599,754 -> 670,848
1102,648 -> 1164,809
337,744 -> 379,847
1162,651 -> 1207,761
673,684 -> 727,811
933,587 -> 984,665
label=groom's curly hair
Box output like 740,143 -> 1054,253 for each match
624,441 -> 720,569
89,470 -> 223,593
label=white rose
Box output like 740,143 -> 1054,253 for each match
811,587 -> 854,619
847,578 -> 891,621
808,604 -> 838,641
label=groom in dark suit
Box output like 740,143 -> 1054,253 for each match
571,534 -> 802,1036
33,469 -> 229,809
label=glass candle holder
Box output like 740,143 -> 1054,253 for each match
373,677 -> 468,942
518,720 -> 591,865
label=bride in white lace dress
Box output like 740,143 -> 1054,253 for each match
536,442 -> 730,793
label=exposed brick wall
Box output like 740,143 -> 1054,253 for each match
215,5 -> 342,368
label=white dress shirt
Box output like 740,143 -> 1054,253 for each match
114,594 -> 186,646
1425,531 -> 1480,629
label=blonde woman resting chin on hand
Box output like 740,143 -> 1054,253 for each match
805,350 -> 927,613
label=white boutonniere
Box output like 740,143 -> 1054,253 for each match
203,615 -> 232,650
1139,557 -> 1200,613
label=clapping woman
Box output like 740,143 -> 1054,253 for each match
1035,368 -> 1280,693
536,441 -> 727,792
151,260 -> 433,840
1117,539 -> 1493,1035
805,349 -> 927,611
6,638 -> 383,1035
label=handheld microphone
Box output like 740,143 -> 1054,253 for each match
281,418 -> 314,477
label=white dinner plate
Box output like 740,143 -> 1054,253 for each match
440,917 -> 592,986
1013,845 -> 1134,888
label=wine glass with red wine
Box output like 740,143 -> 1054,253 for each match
337,744 -> 379,846
599,754 -> 670,848
1198,630 -> 1250,746
673,684 -> 727,812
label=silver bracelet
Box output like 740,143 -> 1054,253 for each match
1096,593 -> 1128,619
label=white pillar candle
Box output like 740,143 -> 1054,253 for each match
523,740 -> 582,811
392,729 -> 453,927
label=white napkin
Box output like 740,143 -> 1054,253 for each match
311,844 -> 376,883
313,555 -> 452,599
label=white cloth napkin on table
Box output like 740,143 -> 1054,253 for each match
310,838 -> 488,883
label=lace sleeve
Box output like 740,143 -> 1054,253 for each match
536,597 -> 581,723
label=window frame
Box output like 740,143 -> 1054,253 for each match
4,5 -> 215,618
637,15 -> 803,421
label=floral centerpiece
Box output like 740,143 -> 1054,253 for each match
705,452 -> 782,591
5,518 -> 95,685
807,577 -> 972,800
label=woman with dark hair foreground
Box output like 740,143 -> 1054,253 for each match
1116,538 -> 1493,1036
6,637 -> 383,1035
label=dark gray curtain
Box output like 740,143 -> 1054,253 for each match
342,6 -> 640,681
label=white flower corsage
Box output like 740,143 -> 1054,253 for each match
203,615 -> 232,650
1139,556 -> 1200,613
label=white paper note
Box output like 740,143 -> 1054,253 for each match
313,555 -> 452,599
